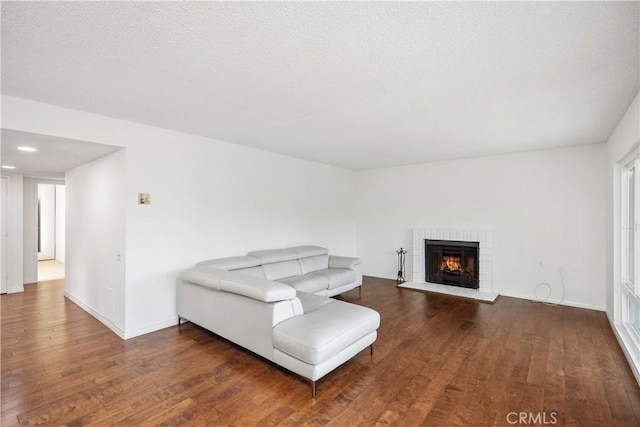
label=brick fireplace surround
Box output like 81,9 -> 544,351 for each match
412,228 -> 494,294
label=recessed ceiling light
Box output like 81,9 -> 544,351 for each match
17,146 -> 37,152
2,165 -> 17,169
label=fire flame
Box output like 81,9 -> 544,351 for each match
441,255 -> 462,272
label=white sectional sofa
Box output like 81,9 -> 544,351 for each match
196,245 -> 363,297
177,246 -> 379,397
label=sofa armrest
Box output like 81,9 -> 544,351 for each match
180,267 -> 296,303
328,255 -> 363,270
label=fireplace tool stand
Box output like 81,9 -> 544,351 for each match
396,247 -> 407,284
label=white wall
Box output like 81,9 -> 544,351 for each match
356,144 -> 607,310
3,95 -> 357,338
55,185 -> 65,263
123,137 -> 356,338
3,93 -> 617,336
1,177 -> 8,293
65,150 -> 127,336
38,183 -> 56,259
1,173 -> 24,293
23,177 -> 38,284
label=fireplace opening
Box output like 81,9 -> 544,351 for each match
425,240 -> 479,289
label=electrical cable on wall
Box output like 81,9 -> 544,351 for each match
396,248 -> 407,284
534,267 -> 566,306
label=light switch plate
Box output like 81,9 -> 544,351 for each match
138,193 -> 150,205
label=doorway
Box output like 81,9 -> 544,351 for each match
37,183 -> 65,282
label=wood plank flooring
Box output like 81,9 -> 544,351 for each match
2,277 -> 639,426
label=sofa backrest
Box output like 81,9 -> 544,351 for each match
248,248 -> 298,264
196,246 -> 331,279
299,255 -> 330,274
247,246 -> 328,263
289,246 -> 329,258
180,267 -> 298,303
196,255 -> 260,270
262,260 -> 303,280
236,266 -> 267,279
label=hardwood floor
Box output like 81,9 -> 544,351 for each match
2,277 -> 639,426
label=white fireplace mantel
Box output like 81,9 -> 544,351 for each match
412,228 -> 494,293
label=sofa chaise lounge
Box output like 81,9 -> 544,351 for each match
177,246 -> 380,397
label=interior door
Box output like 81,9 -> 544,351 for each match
1,177 -> 8,294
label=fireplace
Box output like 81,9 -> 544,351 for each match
425,240 -> 479,289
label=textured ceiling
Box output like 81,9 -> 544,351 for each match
2,2 -> 639,170
0,130 -> 123,180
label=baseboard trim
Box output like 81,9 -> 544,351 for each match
64,290 -> 180,339
123,318 -> 179,340
365,274 -> 399,281
64,291 -> 126,339
495,289 -> 606,312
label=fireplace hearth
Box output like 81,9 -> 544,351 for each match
425,239 -> 479,289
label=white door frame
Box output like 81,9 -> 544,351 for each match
1,176 -> 8,294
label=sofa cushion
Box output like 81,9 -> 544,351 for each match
272,300 -> 380,365
196,255 -> 261,270
278,275 -> 329,294
298,255 -> 330,275
262,260 -> 303,281
248,248 -> 298,264
310,268 -> 358,289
